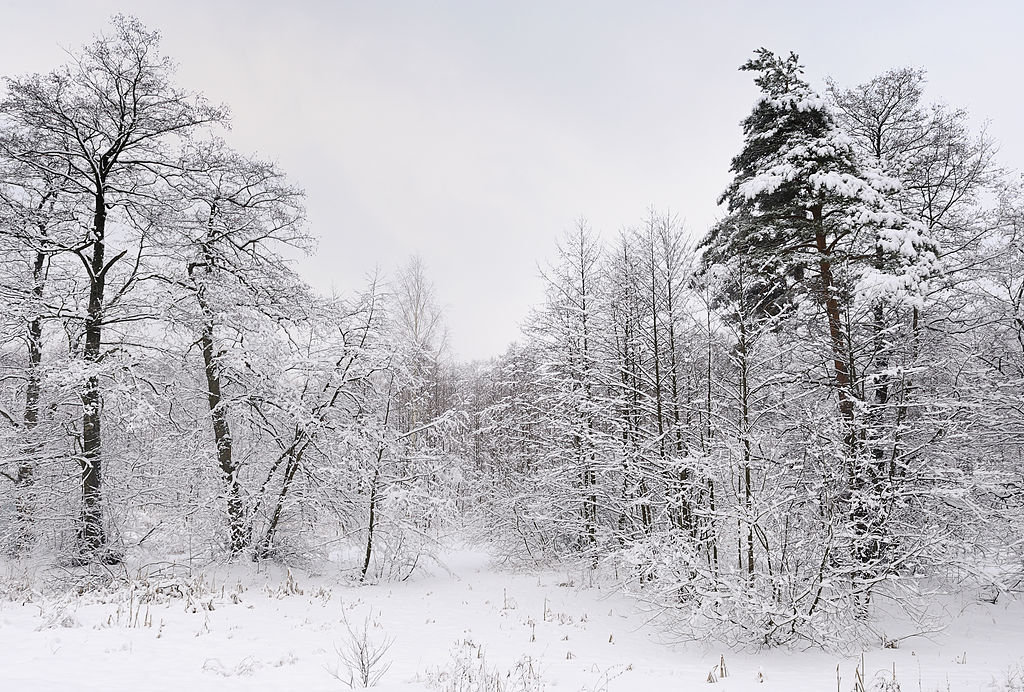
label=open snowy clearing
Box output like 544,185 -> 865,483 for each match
2,546 -> 1022,692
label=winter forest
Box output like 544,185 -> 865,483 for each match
2,14 -> 1024,692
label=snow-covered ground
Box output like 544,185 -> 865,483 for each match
2,546 -> 1022,691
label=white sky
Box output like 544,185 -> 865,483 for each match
2,1 -> 1022,360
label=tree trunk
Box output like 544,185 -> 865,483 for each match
738,318 -> 755,586
198,314 -> 248,553
703,296 -> 719,574
256,439 -> 305,560
578,249 -> 599,558
360,468 -> 380,581
812,213 -> 855,425
13,250 -> 47,552
79,191 -> 110,559
813,208 -> 875,612
664,259 -> 692,535
644,235 -> 663,538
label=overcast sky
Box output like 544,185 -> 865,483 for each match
2,1 -> 1022,360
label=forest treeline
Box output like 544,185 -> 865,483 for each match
1,20 -> 1021,646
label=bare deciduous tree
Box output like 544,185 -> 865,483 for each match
0,15 -> 226,560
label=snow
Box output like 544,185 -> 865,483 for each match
2,545 -> 1023,691
808,171 -> 877,199
738,164 -> 798,200
761,93 -> 827,113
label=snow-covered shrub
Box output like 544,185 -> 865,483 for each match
330,608 -> 394,688
991,664 -> 1024,692
424,639 -> 544,692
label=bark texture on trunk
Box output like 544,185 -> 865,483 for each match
198,314 -> 248,553
79,191 -> 109,557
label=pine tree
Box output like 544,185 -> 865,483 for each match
702,48 -> 938,610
